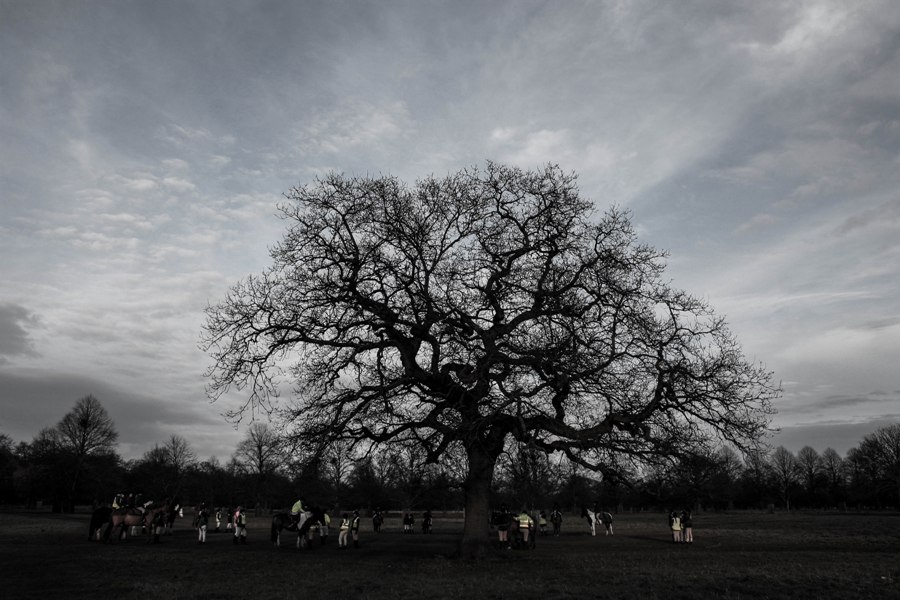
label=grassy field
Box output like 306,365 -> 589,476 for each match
1,509 -> 898,599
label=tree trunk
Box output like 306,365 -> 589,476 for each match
458,444 -> 499,560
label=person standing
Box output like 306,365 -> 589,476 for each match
233,506 -> 247,544
350,510 -> 361,548
550,504 -> 563,536
681,509 -> 693,543
403,512 -> 414,533
196,503 -> 210,544
516,508 -> 534,546
338,513 -> 350,549
495,504 -> 511,548
215,507 -> 223,533
319,510 -> 331,545
668,510 -> 682,543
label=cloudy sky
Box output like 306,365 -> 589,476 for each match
2,0 -> 899,461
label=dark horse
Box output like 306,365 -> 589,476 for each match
270,507 -> 326,548
372,510 -> 384,533
88,502 -> 172,542
162,501 -> 182,535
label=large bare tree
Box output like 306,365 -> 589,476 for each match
203,163 -> 778,557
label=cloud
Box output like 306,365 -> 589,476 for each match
734,213 -> 778,235
0,368 -> 243,461
161,158 -> 190,171
0,304 -> 41,364
298,98 -> 415,158
771,416 -> 899,455
162,176 -> 197,193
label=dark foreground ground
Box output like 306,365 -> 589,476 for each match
1,509 -> 898,600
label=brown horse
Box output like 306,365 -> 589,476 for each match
89,503 -> 171,542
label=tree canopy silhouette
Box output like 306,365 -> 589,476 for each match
202,162 -> 778,557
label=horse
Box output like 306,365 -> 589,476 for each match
88,506 -> 112,540
271,507 -> 325,549
580,507 -> 598,536
372,510 -> 384,533
163,502 -> 182,535
90,502 -> 171,542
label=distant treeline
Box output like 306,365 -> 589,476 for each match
1,396 -> 898,513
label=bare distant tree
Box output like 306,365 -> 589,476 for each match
322,440 -> 354,506
233,423 -> 285,510
718,446 -> 744,482
164,435 -> 196,474
131,436 -> 198,500
856,423 -> 900,505
795,445 -> 822,499
203,163 -> 779,557
769,446 -> 800,510
820,447 -> 845,489
55,395 -> 118,511
56,395 -> 118,457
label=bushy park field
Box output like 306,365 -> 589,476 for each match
1,509 -> 898,600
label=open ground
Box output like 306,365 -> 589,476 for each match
2,509 -> 898,600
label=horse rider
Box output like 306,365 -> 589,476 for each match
516,508 -> 534,546
112,493 -> 124,509
290,497 -> 307,527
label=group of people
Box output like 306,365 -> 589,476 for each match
286,497 -> 367,549
667,509 -> 693,543
117,492 -> 695,547
491,503 -> 548,548
337,510 -> 361,548
401,510 -> 433,534
189,503 -> 248,544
